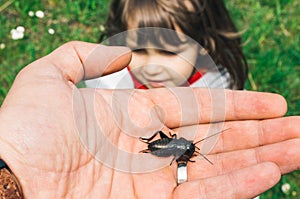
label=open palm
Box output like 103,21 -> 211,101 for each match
0,41 -> 299,199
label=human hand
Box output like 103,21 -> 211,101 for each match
0,41 -> 299,199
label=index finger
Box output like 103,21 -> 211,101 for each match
148,87 -> 287,127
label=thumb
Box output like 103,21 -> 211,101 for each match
44,41 -> 132,83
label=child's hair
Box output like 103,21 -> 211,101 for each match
99,0 -> 248,89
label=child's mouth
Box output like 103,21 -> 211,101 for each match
147,81 -> 168,88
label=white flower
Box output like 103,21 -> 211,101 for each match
0,43 -> 5,49
10,26 -> 25,40
99,25 -> 106,32
281,183 -> 291,194
48,28 -> 55,35
16,26 -> 25,33
28,11 -> 34,17
35,10 -> 45,18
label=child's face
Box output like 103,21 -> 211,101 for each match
126,31 -> 200,88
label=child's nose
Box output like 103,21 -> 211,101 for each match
143,63 -> 164,76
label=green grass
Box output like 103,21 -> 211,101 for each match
227,0 -> 300,118
1,0 -> 299,198
227,0 -> 300,198
0,0 -> 109,102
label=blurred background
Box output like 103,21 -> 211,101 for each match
0,0 -> 299,198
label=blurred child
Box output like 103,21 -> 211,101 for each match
85,0 -> 248,90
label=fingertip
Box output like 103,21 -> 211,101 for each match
104,46 -> 132,75
275,93 -> 288,116
228,90 -> 288,120
83,45 -> 132,80
231,162 -> 281,197
257,162 -> 281,184
258,92 -> 287,117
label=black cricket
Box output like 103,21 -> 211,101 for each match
139,129 -> 228,165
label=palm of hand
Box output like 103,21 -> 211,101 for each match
0,42 -> 298,199
1,82 -> 185,198
0,82 -> 276,199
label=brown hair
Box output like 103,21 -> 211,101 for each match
100,0 -> 248,89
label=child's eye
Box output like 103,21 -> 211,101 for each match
159,50 -> 177,56
133,49 -> 147,54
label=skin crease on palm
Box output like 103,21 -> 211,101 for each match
0,41 -> 299,198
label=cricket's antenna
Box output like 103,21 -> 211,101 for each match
194,151 -> 214,165
194,128 -> 231,145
